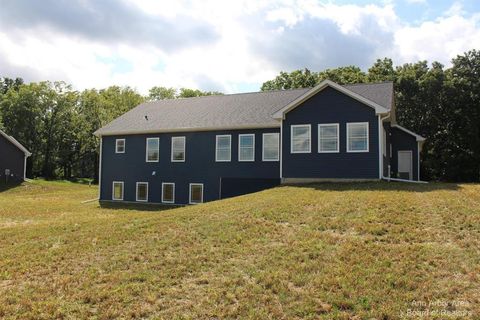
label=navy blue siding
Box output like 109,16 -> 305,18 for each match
100,129 -> 280,204
390,127 -> 419,180
282,87 -> 380,179
0,134 -> 25,182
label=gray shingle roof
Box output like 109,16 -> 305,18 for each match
95,82 -> 393,136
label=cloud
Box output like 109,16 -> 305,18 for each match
0,0 -> 219,52
0,0 -> 478,94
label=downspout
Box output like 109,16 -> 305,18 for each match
378,113 -> 390,180
98,136 -> 103,200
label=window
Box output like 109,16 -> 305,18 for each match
136,182 -> 148,202
146,138 -> 159,162
215,135 -> 231,162
347,122 -> 369,152
171,136 -> 186,162
115,139 -> 125,153
262,133 -> 279,161
189,183 -> 204,204
238,134 -> 255,161
383,128 -> 387,157
318,124 -> 339,153
112,181 -> 124,200
162,183 -> 175,203
291,124 -> 311,153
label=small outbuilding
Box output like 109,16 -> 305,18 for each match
0,129 -> 31,183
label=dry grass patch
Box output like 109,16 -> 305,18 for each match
0,180 -> 479,319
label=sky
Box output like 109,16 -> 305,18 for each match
0,0 -> 479,94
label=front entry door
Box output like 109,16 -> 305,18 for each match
398,151 -> 412,180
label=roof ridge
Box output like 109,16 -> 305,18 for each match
144,87 -> 311,104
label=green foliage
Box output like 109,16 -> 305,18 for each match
148,86 -> 176,100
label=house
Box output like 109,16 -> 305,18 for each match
0,129 -> 31,183
95,80 -> 425,205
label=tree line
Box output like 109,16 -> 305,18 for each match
0,49 -> 478,182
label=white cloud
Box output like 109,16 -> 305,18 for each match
0,0 -> 479,94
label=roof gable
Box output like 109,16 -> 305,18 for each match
0,129 -> 31,156
272,80 -> 391,119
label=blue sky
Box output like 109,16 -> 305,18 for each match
0,0 -> 479,94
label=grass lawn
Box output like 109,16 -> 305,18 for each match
0,180 -> 479,319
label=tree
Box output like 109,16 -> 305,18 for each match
368,58 -> 396,82
261,68 -> 317,91
148,86 -> 176,100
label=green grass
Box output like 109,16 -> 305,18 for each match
0,180 -> 479,319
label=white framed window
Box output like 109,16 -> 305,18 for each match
171,136 -> 186,162
238,134 -> 255,162
347,122 -> 369,152
162,182 -> 175,204
215,135 -> 231,162
291,124 -> 311,153
189,183 -> 204,204
262,133 -> 279,161
115,139 -> 125,154
136,182 -> 148,202
112,181 -> 124,200
146,137 -> 159,162
318,124 -> 339,153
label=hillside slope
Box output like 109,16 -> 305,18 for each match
0,180 -> 479,319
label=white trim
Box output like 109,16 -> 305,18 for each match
238,134 -> 255,162
215,135 -> 231,162
379,114 -> 390,179
136,182 -> 149,202
391,124 -> 425,142
112,181 -> 124,201
346,122 -> 369,153
115,138 -> 125,154
23,155 -> 27,180
262,132 -> 280,162
161,182 -> 175,204
0,129 -> 31,156
317,123 -> 339,153
95,124 -> 280,137
189,183 -> 204,204
98,138 -> 103,199
171,136 -> 186,162
397,150 -> 413,180
279,123 -> 283,178
272,79 -> 389,119
145,137 -> 159,162
290,124 -> 311,154
417,141 -> 421,181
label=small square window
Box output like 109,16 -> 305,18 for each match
115,139 -> 125,153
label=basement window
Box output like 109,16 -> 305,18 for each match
189,183 -> 204,204
136,182 -> 148,202
162,183 -> 175,204
112,181 -> 124,200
